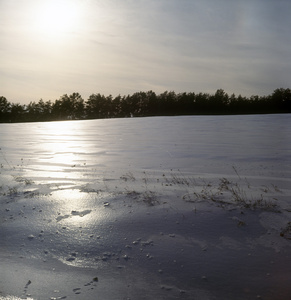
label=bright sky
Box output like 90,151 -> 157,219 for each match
1,0 -> 291,104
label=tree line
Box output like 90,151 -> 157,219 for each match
0,88 -> 290,123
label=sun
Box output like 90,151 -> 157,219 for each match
34,0 -> 80,37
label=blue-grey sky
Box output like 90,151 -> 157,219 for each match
1,0 -> 291,104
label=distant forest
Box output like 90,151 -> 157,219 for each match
0,88 -> 290,123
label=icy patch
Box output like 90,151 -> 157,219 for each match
56,209 -> 92,222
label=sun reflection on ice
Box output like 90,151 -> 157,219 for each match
51,189 -> 109,228
33,120 -> 92,176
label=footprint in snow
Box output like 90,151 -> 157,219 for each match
73,288 -> 81,294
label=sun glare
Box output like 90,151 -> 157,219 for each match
34,0 -> 80,37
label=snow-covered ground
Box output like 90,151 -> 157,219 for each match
0,114 -> 291,300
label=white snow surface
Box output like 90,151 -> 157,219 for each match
0,114 -> 291,299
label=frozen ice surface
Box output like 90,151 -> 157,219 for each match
0,114 -> 291,299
